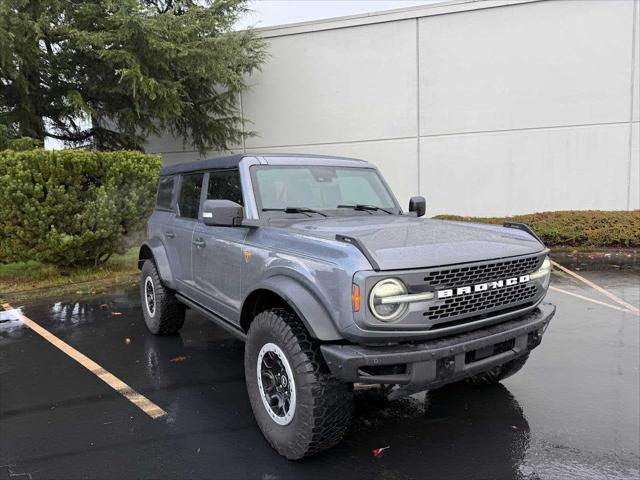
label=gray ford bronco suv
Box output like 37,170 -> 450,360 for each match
139,153 -> 555,459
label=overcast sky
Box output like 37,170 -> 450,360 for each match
237,0 -> 442,29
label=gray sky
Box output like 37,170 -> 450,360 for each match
237,0 -> 442,29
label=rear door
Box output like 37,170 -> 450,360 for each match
149,174 -> 178,249
171,172 -> 204,294
191,169 -> 248,324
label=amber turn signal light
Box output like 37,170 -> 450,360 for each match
352,284 -> 361,312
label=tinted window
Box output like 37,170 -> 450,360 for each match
177,173 -> 203,219
207,169 -> 243,205
156,176 -> 175,210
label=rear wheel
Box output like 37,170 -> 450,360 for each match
465,353 -> 530,386
244,308 -> 353,460
140,259 -> 185,335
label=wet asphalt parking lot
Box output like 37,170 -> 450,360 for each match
0,254 -> 638,479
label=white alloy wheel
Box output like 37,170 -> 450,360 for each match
144,275 -> 156,317
256,342 -> 297,425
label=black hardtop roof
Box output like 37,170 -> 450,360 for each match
159,153 -> 366,176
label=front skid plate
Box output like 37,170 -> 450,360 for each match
321,303 -> 555,393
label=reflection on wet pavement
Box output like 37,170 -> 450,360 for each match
0,310 -> 24,335
0,256 -> 638,479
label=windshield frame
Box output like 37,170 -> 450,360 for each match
249,164 -> 402,218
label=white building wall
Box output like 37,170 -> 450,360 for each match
147,0 -> 640,217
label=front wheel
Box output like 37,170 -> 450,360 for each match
244,308 -> 353,460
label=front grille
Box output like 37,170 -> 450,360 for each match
424,282 -> 538,321
424,256 -> 540,289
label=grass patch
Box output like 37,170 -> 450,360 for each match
0,248 -> 139,299
433,210 -> 640,249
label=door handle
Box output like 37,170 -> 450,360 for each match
193,238 -> 206,248
165,231 -> 175,239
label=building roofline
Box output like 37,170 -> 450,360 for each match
254,0 -> 543,38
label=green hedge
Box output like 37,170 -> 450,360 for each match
0,149 -> 161,266
433,210 -> 640,248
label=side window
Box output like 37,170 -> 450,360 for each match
207,169 -> 243,205
177,173 -> 204,219
156,175 -> 175,210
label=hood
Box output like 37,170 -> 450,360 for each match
277,216 -> 544,270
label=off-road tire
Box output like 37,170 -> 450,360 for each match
244,308 -> 354,460
465,353 -> 530,386
140,259 -> 185,335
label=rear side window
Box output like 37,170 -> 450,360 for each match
177,173 -> 204,219
207,169 -> 243,205
156,176 -> 175,210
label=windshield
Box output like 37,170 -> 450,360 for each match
251,165 -> 398,215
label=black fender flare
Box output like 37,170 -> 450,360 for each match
249,276 -> 343,342
138,239 -> 175,289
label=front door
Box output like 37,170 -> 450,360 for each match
192,169 -> 248,325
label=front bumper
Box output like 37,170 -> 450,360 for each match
321,303 -> 555,396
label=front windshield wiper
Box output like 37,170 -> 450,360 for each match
337,204 -> 394,214
262,207 -> 328,217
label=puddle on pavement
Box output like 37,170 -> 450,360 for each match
0,308 -> 24,335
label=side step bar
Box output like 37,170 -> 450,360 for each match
175,293 -> 247,342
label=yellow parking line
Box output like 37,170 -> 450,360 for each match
549,286 -> 639,316
552,260 -> 639,315
2,303 -> 166,419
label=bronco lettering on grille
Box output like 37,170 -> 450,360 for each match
436,275 -> 530,299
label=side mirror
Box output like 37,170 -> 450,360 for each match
202,199 -> 243,226
409,196 -> 426,217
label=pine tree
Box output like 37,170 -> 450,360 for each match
0,0 -> 265,152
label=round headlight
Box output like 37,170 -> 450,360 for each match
530,256 -> 552,288
369,278 -> 408,322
